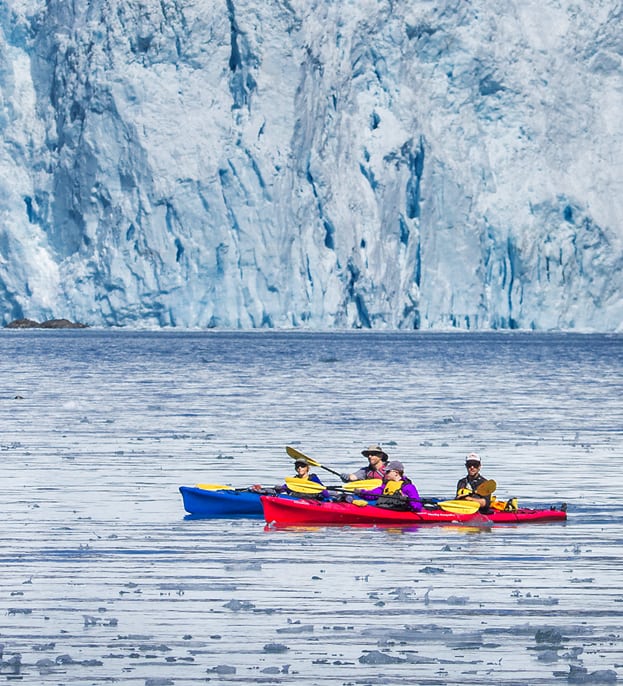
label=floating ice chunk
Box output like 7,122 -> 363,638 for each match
535,627 -> 563,645
263,643 -> 289,653
359,650 -> 406,664
561,665 -> 618,683
223,599 -> 255,611
206,665 -> 236,674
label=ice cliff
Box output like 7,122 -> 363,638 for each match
1,0 -> 622,330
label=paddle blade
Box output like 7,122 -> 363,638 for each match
437,499 -> 481,514
285,446 -> 322,468
342,479 -> 382,492
195,483 -> 235,491
284,477 -> 324,493
475,479 -> 497,496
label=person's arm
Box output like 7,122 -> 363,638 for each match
355,485 -> 383,500
403,483 -> 423,511
344,467 -> 366,482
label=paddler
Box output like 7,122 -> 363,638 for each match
341,444 -> 389,482
290,459 -> 323,486
353,460 -> 422,511
456,453 -> 492,512
251,459 -> 324,494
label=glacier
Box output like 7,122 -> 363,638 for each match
0,0 -> 622,330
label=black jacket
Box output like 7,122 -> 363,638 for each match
456,473 -> 491,510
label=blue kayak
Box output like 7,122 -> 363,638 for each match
179,486 -> 263,517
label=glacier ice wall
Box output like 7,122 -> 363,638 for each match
1,0 -> 622,330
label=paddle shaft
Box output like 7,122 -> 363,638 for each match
285,446 -> 345,479
284,479 -> 479,514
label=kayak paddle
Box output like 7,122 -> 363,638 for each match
196,483 -> 236,490
284,477 -> 381,492
283,478 -> 481,514
475,479 -> 497,496
196,483 -> 260,492
432,499 -> 481,514
349,498 -> 481,513
285,446 -> 345,480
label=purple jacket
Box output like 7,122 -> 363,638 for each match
357,480 -> 422,511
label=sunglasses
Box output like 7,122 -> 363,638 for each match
466,462 -> 480,468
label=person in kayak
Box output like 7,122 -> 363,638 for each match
353,460 -> 422,511
289,459 -> 323,486
341,444 -> 389,482
456,453 -> 492,511
250,459 -> 325,495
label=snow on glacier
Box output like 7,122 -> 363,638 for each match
0,0 -> 622,330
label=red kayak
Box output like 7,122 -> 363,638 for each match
261,495 -> 567,527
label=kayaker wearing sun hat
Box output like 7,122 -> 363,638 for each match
341,444 -> 389,482
456,453 -> 491,511
354,460 -> 422,511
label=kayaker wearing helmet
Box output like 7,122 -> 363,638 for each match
456,453 -> 491,511
353,460 -> 422,511
341,444 -> 389,482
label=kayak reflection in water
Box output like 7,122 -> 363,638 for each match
341,444 -> 389,482
456,453 -> 492,512
353,460 -> 423,511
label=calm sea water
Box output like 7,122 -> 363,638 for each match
0,330 -> 621,685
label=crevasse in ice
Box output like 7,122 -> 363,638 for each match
1,0 -> 622,330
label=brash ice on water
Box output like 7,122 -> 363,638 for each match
0,330 -> 621,684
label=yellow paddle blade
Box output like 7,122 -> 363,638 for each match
342,479 -> 382,491
284,477 -> 382,493
475,479 -> 497,496
285,446 -> 322,468
195,483 -> 235,491
437,499 -> 481,514
284,477 -> 324,493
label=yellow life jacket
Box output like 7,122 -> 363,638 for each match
383,480 -> 404,495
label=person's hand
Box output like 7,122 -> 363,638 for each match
340,473 -> 351,483
251,484 -> 263,492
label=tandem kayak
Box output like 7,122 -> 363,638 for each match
180,486 -> 263,517
261,495 -> 567,527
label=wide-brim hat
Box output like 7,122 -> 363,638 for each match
465,452 -> 481,465
361,444 -> 389,461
